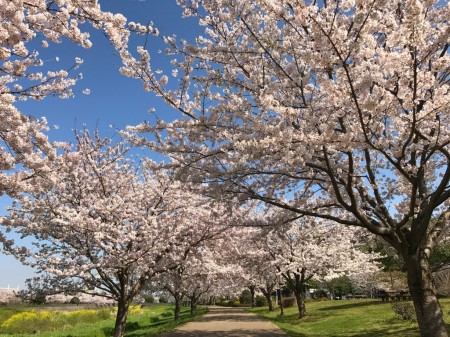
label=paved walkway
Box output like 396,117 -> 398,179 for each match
159,307 -> 288,337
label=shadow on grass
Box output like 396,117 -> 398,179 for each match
257,307 -> 422,337
195,313 -> 265,322
278,326 -> 419,337
318,300 -> 386,311
118,309 -> 207,337
148,330 -> 288,336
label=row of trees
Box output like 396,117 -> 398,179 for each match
0,1 -> 449,337
117,1 -> 450,337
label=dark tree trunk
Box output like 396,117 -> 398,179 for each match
260,284 -> 275,311
293,289 -> 306,319
404,254 -> 448,337
190,296 -> 198,315
283,269 -> 307,319
174,294 -> 182,321
249,285 -> 256,308
261,289 -> 274,311
113,299 -> 130,337
278,288 -> 284,316
267,294 -> 274,311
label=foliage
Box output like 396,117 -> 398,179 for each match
239,289 -> 253,305
158,296 -> 169,304
70,297 -> 81,305
143,294 -> 155,304
255,295 -> 268,307
282,298 -> 296,308
430,244 -> 450,273
327,276 -> 353,298
391,302 -> 417,322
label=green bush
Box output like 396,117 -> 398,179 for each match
70,296 -> 81,305
282,297 -> 296,308
143,294 -> 155,303
391,302 -> 417,321
161,311 -> 173,317
239,289 -> 252,304
255,295 -> 268,307
159,295 -> 169,303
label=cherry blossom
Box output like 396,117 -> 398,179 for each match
0,0 -> 139,197
1,131 -> 233,337
119,2 -> 450,335
244,210 -> 379,318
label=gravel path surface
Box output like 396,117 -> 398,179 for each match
159,306 -> 288,337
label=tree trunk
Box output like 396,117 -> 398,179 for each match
293,289 -> 306,319
283,269 -> 307,319
113,299 -> 130,337
174,295 -> 182,321
260,288 -> 274,311
404,255 -> 448,337
190,296 -> 197,315
278,288 -> 284,316
266,292 -> 274,311
248,285 -> 256,308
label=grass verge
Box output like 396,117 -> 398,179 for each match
249,298 -> 450,337
0,304 -> 207,337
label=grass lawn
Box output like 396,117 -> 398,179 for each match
250,298 -> 450,337
0,304 -> 207,337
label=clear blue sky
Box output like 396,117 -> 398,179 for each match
0,0 -> 200,289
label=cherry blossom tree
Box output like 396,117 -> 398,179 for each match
0,132 -> 232,337
258,217 -> 379,318
234,226 -> 278,311
0,1 -> 141,196
154,258 -> 213,319
118,1 -> 450,336
151,235 -> 232,319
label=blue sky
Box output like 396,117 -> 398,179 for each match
0,0 -> 200,289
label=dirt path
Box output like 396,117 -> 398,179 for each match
159,306 -> 288,337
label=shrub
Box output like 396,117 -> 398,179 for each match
70,296 -> 81,305
255,295 -> 268,307
239,289 -> 252,304
161,311 -> 173,317
391,302 -> 417,321
282,297 -> 296,308
217,300 -> 229,306
229,299 -> 241,306
159,296 -> 168,303
143,294 -> 155,303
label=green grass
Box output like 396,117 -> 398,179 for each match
249,299 -> 450,337
0,304 -> 207,337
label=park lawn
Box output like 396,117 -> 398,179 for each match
0,304 -> 207,337
250,298 -> 450,337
